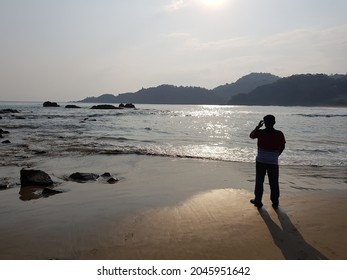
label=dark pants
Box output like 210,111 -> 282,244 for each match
254,161 -> 280,203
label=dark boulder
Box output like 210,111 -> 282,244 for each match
0,179 -> 8,190
101,172 -> 112,177
69,172 -> 99,182
119,103 -> 136,108
2,140 -> 11,144
125,103 -> 136,108
90,104 -> 122,110
107,177 -> 119,184
100,172 -> 120,184
43,101 -> 60,107
65,104 -> 81,108
20,169 -> 54,187
0,129 -> 10,134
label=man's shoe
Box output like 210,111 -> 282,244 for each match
272,201 -> 279,208
250,199 -> 263,208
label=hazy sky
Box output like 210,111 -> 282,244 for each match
1,0 -> 347,101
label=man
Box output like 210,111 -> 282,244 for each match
249,115 -> 286,208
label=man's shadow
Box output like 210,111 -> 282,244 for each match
258,207 -> 328,260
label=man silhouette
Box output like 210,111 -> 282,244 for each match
249,115 -> 286,208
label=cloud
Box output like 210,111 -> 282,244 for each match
148,24 -> 347,87
164,0 -> 233,12
164,0 -> 188,11
162,31 -> 247,52
253,25 -> 347,73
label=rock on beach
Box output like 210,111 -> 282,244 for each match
20,169 -> 54,187
0,178 -> 9,190
107,177 -> 119,184
69,172 -> 99,182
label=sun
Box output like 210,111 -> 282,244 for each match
200,0 -> 227,8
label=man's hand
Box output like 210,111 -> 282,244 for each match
250,120 -> 264,138
257,120 -> 264,129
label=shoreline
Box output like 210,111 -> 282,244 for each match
0,155 -> 346,260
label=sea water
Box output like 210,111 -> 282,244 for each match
1,102 -> 346,167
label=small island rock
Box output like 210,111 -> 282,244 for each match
90,104 -> 122,110
43,101 -> 60,107
119,103 -> 136,109
65,105 -> 81,108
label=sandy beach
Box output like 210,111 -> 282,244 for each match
0,155 -> 346,260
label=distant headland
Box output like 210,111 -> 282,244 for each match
77,72 -> 347,107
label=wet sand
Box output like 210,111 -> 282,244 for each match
0,155 -> 346,259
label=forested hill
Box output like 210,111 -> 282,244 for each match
79,72 -> 279,105
213,72 -> 279,103
110,85 -> 219,105
78,73 -> 347,106
81,85 -> 219,105
228,74 -> 347,106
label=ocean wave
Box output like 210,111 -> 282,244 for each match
96,146 -> 230,162
96,136 -> 134,142
0,124 -> 40,129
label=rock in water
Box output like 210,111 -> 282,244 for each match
69,172 -> 99,182
119,103 -> 136,108
43,101 -> 60,107
0,179 -> 9,189
90,104 -> 121,109
107,177 -> 119,184
65,105 -> 81,108
20,169 -> 54,187
101,172 -> 112,177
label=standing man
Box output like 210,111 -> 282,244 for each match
249,115 -> 286,208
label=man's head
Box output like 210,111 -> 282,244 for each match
263,115 -> 276,128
